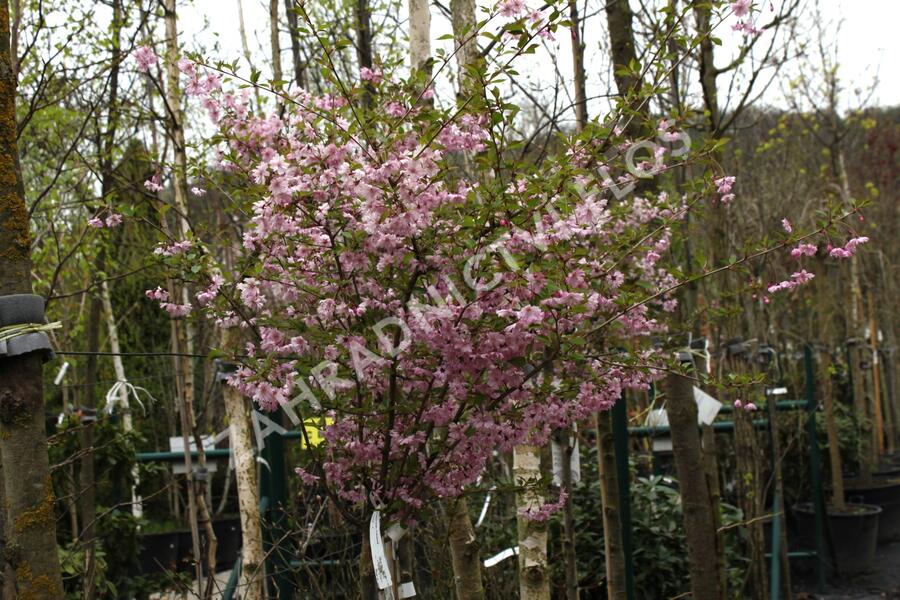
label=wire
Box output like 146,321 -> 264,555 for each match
56,350 -> 209,358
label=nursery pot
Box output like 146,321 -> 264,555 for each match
212,516 -> 242,571
844,477 -> 900,543
176,529 -> 196,574
793,502 -> 881,577
873,463 -> 900,479
137,531 -> 179,574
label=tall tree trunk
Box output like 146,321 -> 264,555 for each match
80,290 -> 102,600
514,444 -> 550,600
0,2 -> 64,596
101,280 -> 142,517
448,497 -> 485,600
837,151 -> 874,483
0,459 -> 14,598
449,0 -> 477,93
556,429 -> 578,600
354,0 -> 373,71
822,352 -> 845,509
164,0 -> 218,590
360,525 -> 377,600
270,0 -> 283,84
595,411 -> 626,600
568,0 -> 586,131
868,293 -> 885,456
222,331 -> 265,600
408,0 -> 430,72
877,250 -> 899,453
663,370 -> 721,600
283,0 -> 307,88
604,0 -> 644,135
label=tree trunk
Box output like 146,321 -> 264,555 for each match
663,371 -> 721,600
283,0 -> 307,88
0,3 -> 64,596
822,352 -> 846,510
877,250 -> 900,453
222,334 -> 265,600
595,411 -> 626,600
701,424 -> 726,596
556,429 -> 578,600
868,293 -> 885,456
270,0 -> 283,83
450,0 -> 477,93
604,0 -> 644,135
360,525 -> 377,600
80,290 -> 101,600
514,444 -> 550,600
164,0 -> 216,590
354,0 -> 373,71
568,0 -> 587,131
734,405 -> 767,599
448,497 -> 485,600
838,151 -> 874,484
408,0 -> 430,72
101,280 -> 142,518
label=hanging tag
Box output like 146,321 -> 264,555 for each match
369,511 -> 393,591
53,361 -> 69,385
692,386 -> 722,426
398,582 -> 416,598
476,487 -> 495,528
483,546 -> 519,568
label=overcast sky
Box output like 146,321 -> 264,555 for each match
176,0 -> 899,113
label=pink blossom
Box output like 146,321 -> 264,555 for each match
791,243 -> 817,258
845,236 -> 870,251
360,67 -> 382,84
781,218 -> 792,233
731,0 -> 751,17
88,217 -> 104,228
145,287 -> 169,302
499,0 -> 527,17
144,173 -> 163,192
105,213 -> 123,227
132,46 -> 157,73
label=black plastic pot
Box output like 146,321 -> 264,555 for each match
213,516 -> 242,571
845,477 -> 900,543
873,464 -> 900,478
137,531 -> 179,574
176,529 -> 195,573
793,502 -> 881,577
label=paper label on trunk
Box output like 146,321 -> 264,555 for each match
369,510 -> 392,590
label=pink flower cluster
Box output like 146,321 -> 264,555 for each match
132,45 -> 157,73
88,212 -> 123,228
714,175 -> 736,203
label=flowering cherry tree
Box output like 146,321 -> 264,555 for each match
137,0 -> 864,525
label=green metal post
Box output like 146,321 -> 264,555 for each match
260,408 -> 292,598
769,486 -> 783,599
612,396 -> 635,600
804,344 -> 827,592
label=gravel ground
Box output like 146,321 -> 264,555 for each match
794,540 -> 900,599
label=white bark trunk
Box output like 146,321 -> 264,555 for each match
514,444 -> 550,600
224,376 -> 265,599
408,0 -> 431,71
100,280 -> 142,518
